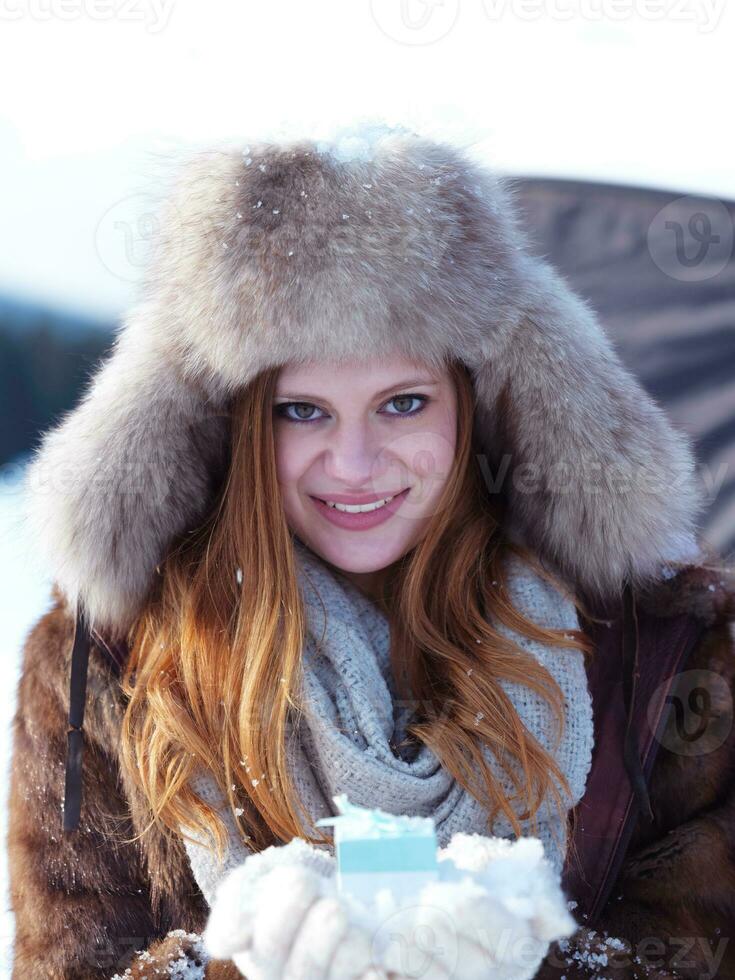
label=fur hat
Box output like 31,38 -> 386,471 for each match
24,124 -> 704,638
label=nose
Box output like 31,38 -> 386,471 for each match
322,419 -> 383,489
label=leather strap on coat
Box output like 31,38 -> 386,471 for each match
62,603 -> 91,832
561,585 -> 707,927
62,608 -> 126,832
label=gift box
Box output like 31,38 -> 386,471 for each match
315,793 -> 439,908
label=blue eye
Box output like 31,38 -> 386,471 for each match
275,402 -> 326,424
274,394 -> 429,425
382,394 -> 428,417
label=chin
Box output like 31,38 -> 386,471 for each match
305,533 -> 411,574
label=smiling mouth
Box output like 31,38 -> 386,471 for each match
315,491 -> 406,513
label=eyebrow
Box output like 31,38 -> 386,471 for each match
275,377 -> 440,402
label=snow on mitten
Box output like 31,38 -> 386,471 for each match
368,833 -> 578,980
439,831 -> 578,945
203,837 -> 335,959
203,837 -> 381,980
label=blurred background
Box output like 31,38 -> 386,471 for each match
1,0 -> 734,972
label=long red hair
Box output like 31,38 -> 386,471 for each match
118,357 -> 596,875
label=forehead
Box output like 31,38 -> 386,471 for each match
275,355 -> 445,392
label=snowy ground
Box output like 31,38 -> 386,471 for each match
0,457 -> 54,976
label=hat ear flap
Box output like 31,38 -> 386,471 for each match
471,257 -> 703,600
23,305 -> 231,637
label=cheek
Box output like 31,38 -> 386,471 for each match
387,419 -> 456,499
274,426 -> 309,491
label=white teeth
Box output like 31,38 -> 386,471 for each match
324,495 -> 395,513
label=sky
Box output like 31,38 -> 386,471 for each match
0,0 -> 733,319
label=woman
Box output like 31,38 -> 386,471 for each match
8,126 -> 734,979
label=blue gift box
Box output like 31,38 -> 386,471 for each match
316,793 -> 439,907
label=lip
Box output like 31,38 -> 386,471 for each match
309,487 -> 410,531
312,491 -> 399,505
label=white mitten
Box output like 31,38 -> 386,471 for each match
203,837 -> 386,980
370,833 -> 578,980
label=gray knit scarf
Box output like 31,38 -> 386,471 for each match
183,538 -> 594,908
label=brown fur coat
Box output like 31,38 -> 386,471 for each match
8,559 -> 735,979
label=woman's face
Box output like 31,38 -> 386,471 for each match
273,355 -> 458,593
